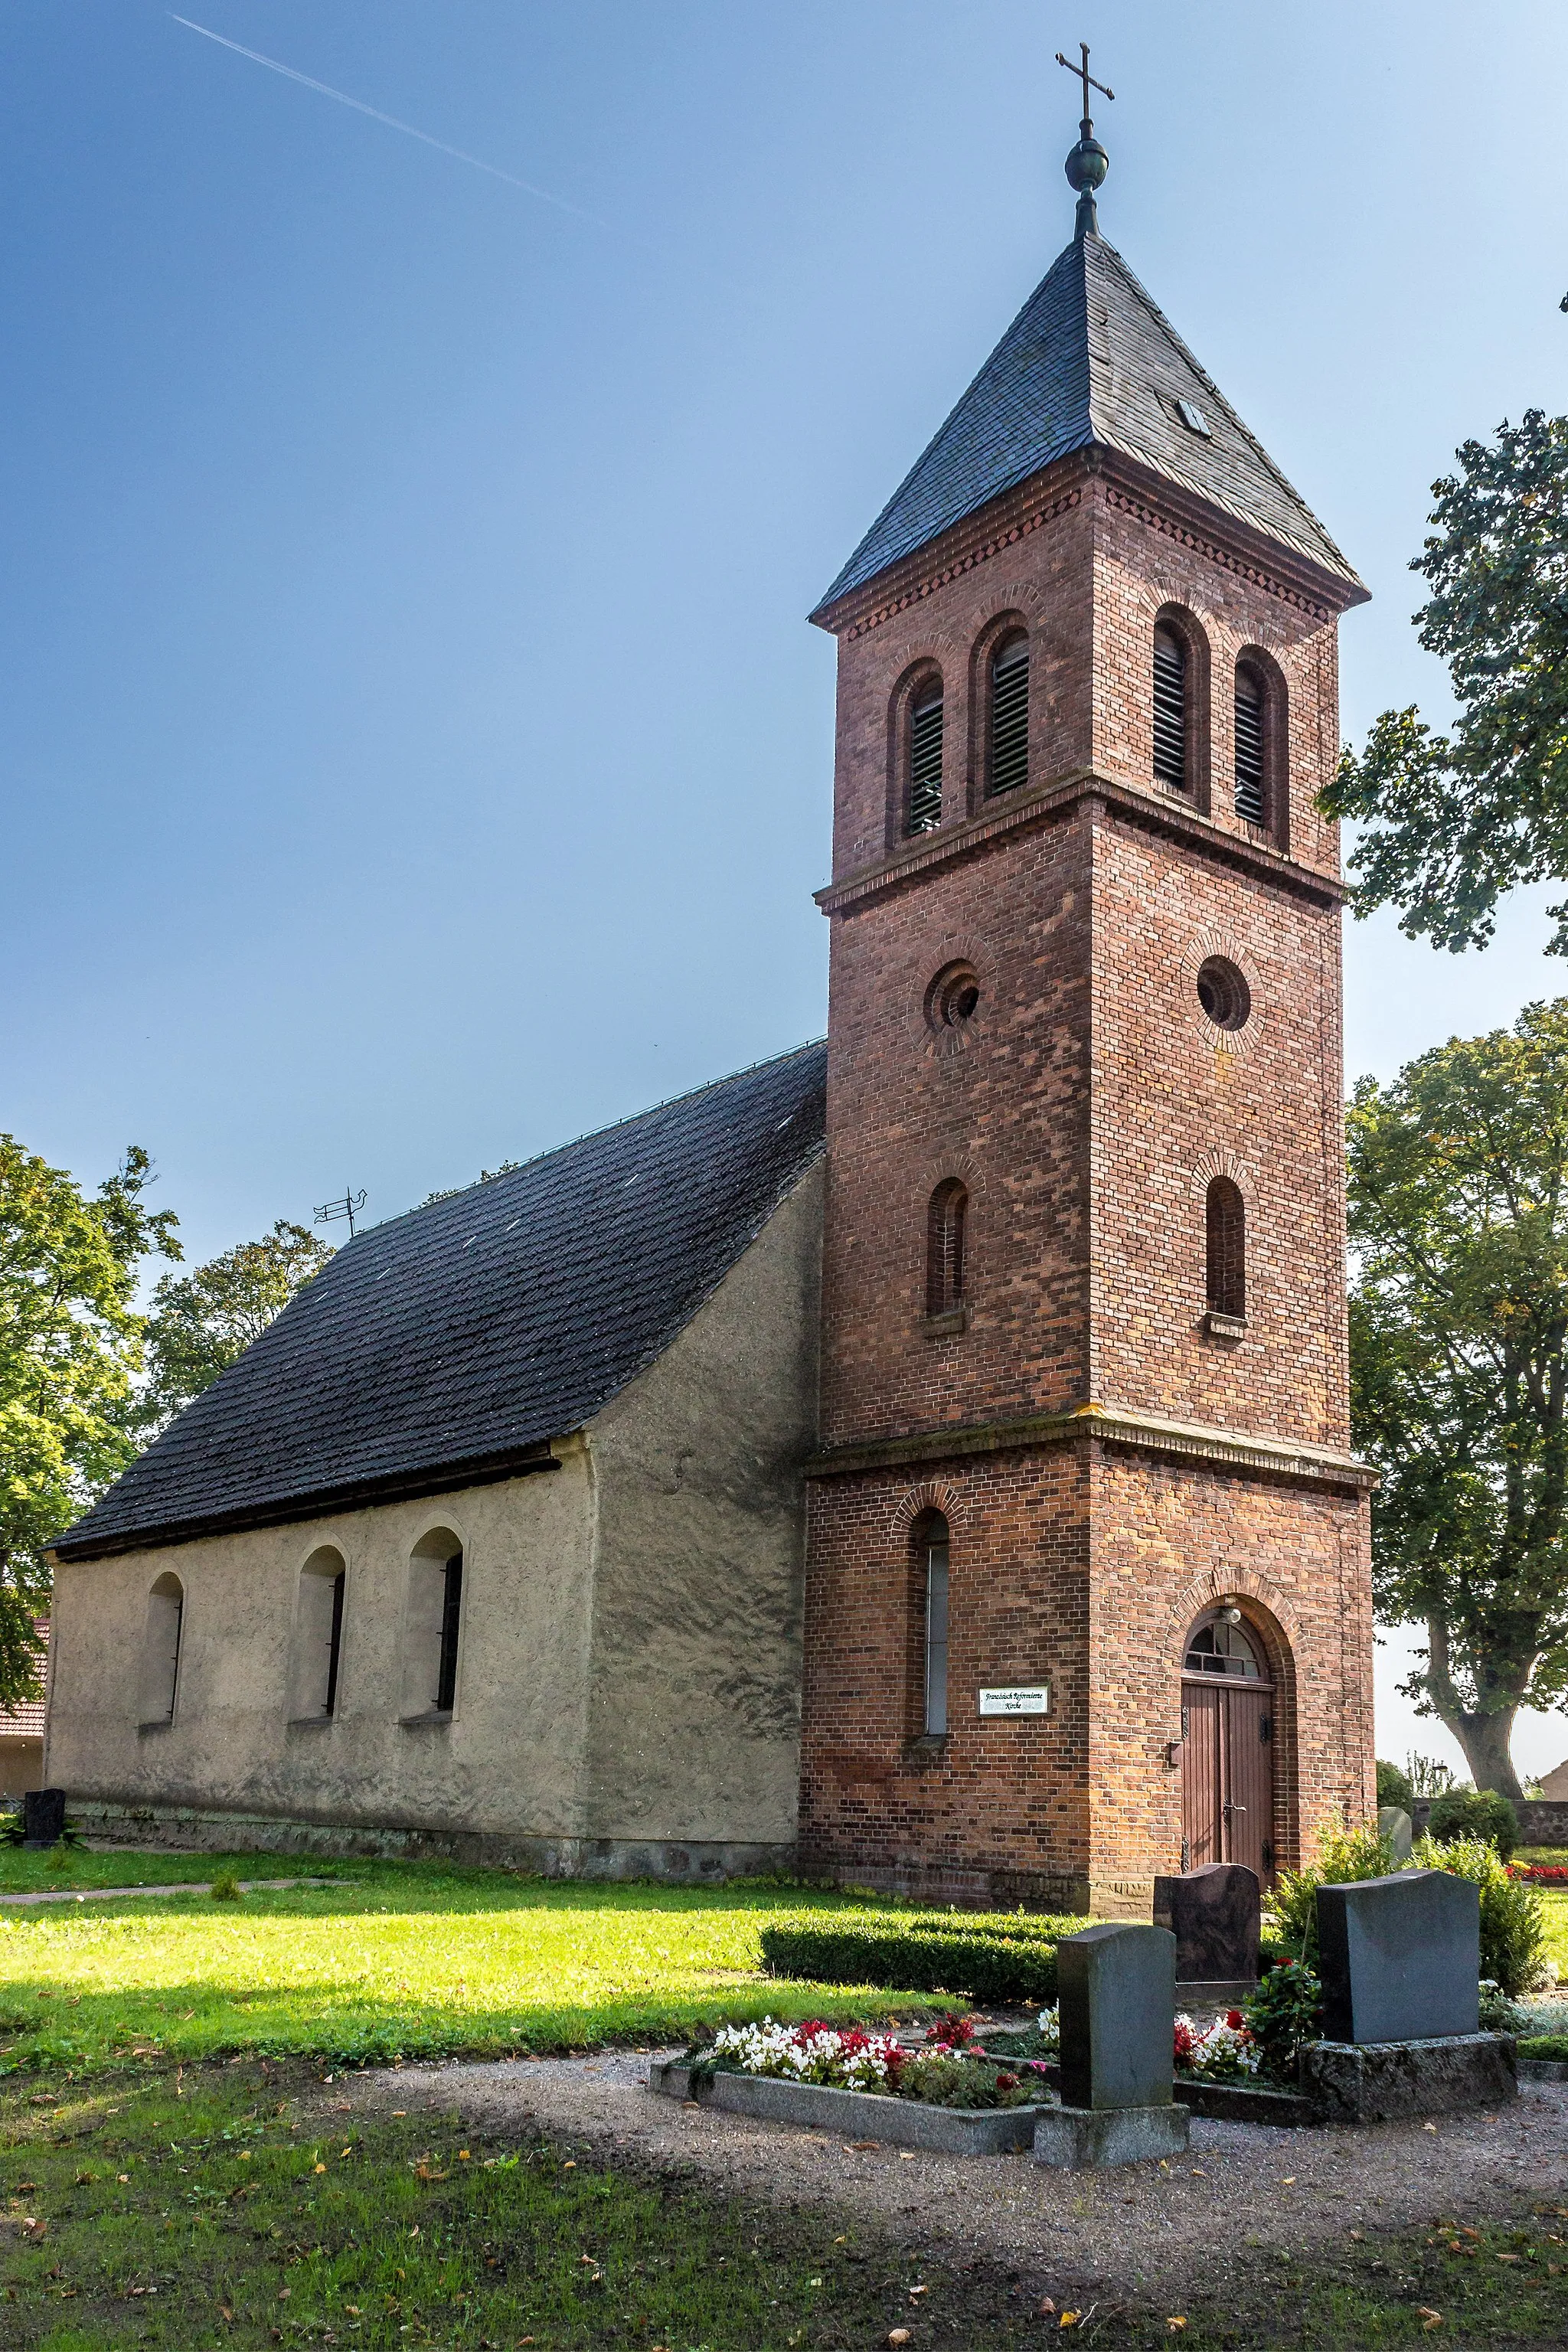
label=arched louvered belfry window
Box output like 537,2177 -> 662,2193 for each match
926,1178 -> 968,1317
918,1513 -> 950,1737
1235,660 -> 1266,825
988,632 -> 1030,795
906,680 -> 944,835
1153,625 -> 1187,792
1206,1177 -> 1246,1320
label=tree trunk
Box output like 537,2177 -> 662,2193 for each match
1424,1612 -> 1526,1796
1447,1707 -> 1524,1799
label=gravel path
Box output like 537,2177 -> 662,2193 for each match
0,1877 -> 333,1908
339,2050 -> 1568,2308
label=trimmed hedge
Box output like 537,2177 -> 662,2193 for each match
760,1910 -> 1082,2005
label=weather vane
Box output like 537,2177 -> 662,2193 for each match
1055,40 -> 1112,237
315,1186 -> 368,1239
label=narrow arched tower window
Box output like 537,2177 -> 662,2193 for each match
289,1547 -> 347,1721
1235,662 -> 1266,825
1206,1177 -> 1246,1319
1153,626 -> 1187,791
907,681 -> 944,834
926,1178 -> 968,1316
922,1516 -> 950,1736
988,632 -> 1030,795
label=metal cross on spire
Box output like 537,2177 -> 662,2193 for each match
1056,40 -> 1112,238
1055,41 -> 1113,127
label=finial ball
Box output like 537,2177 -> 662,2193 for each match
1065,134 -> 1109,194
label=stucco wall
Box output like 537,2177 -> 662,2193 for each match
584,1161 -> 822,1847
44,1166 -> 822,1867
46,1453 -> 596,1838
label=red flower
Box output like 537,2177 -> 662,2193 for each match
1226,2010 -> 1245,2029
995,2072 -> 1019,2092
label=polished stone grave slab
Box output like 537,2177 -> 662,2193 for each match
1152,1863 -> 1259,1989
1317,1870 -> 1479,2043
1040,1922 -> 1191,2167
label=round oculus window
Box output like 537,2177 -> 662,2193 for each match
926,962 -> 980,1032
1196,956 -> 1251,1032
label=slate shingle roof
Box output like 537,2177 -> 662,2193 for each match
814,224 -> 1364,614
57,1043 -> 828,1561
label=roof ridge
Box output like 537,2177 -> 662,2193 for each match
361,1036 -> 829,1241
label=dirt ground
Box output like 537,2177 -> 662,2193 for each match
338,2047 -> 1568,2311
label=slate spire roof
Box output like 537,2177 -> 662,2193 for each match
814,221 -> 1364,615
57,1041 -> 828,1560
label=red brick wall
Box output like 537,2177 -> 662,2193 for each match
804,449 -> 1373,1907
800,1442 -> 1371,1906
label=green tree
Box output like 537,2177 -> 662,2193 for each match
0,1138 -> 179,1710
1323,410 -> 1568,953
1348,999 -> 1568,1795
141,1220 -> 333,1429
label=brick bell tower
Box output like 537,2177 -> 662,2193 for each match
799,79 -> 1375,1916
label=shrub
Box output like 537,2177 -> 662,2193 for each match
211,1873 -> 243,1903
1412,1833 -> 1546,1995
1268,1822 -> 1396,1959
1376,1759 -> 1415,1812
759,1911 -> 1080,2006
1241,1957 -> 1323,2081
1427,1787 -> 1519,1860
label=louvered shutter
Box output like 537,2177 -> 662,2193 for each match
1235,668 -> 1266,824
1153,627 -> 1187,791
988,634 -> 1030,795
907,686 -> 944,833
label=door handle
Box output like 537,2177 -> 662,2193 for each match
1221,1802 -> 1246,1819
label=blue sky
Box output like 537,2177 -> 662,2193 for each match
5,2 -> 1567,1773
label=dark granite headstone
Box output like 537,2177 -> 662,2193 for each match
1151,1864 -> 1260,1984
1316,1869 -> 1479,2043
1057,1922 -> 1176,2112
22,1788 -> 66,1848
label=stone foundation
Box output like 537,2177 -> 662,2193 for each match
66,1799 -> 793,1884
1298,2033 -> 1517,2122
1031,2102 -> 1190,2168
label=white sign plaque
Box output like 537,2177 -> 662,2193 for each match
978,1684 -> 1050,1717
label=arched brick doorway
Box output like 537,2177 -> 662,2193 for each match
1179,1604 -> 1280,1885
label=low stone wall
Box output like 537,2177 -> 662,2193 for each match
66,1798 -> 793,1884
1406,1796 -> 1568,1844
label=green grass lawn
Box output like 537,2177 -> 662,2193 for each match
0,1864 -> 935,2076
1535,1886 -> 1568,1979
4,2063 -> 1567,2349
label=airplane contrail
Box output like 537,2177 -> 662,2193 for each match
170,15 -> 619,236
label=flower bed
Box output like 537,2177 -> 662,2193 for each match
700,2016 -> 1053,2110
1511,1864 -> 1568,1886
1173,2008 -> 1262,2081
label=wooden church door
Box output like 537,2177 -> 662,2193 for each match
1180,1609 -> 1276,1885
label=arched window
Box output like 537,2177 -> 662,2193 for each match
1153,625 -> 1187,792
289,1547 -> 346,1722
906,679 -> 944,835
140,1573 -> 183,1726
926,1178 -> 968,1317
403,1530 -> 464,1720
988,632 -> 1030,796
1234,660 -> 1266,825
919,1514 -> 950,1736
1184,1607 -> 1266,1679
1206,1177 -> 1246,1320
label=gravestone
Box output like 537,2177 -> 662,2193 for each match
1151,1863 -> 1259,1988
22,1788 -> 66,1848
1296,1869 -> 1514,2119
1034,1922 -> 1189,2167
1377,1805 -> 1414,1865
1316,1869 -> 1478,2043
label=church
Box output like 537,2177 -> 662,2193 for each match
45,109 -> 1375,1917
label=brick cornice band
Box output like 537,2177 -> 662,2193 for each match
815,767 -> 1349,919
806,1403 -> 1375,1493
